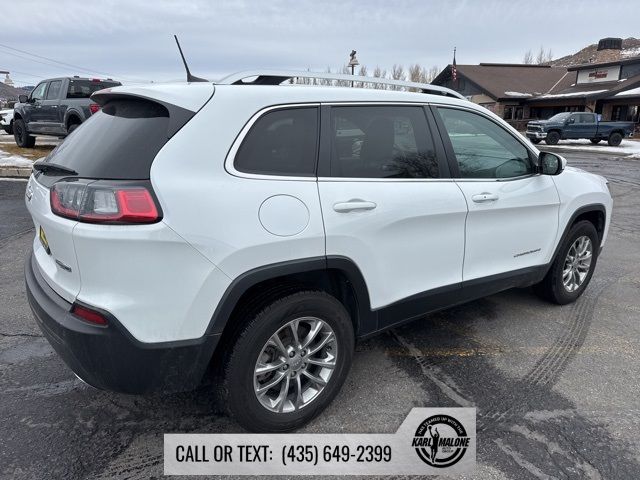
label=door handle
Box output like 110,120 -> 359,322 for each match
333,200 -> 377,213
471,192 -> 499,203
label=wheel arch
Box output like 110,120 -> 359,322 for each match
550,204 -> 606,265
207,256 -> 375,342
65,110 -> 82,128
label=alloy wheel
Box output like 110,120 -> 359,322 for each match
562,235 -> 592,292
253,316 -> 337,413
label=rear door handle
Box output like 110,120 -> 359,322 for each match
471,192 -> 499,203
333,200 -> 377,213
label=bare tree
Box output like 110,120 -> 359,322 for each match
425,65 -> 439,83
372,65 -> 386,89
391,64 -> 405,81
534,46 -> 554,64
523,49 -> 533,64
337,65 -> 352,87
357,65 -> 368,88
408,64 -> 423,91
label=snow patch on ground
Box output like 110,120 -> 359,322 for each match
542,139 -> 640,158
0,151 -> 34,167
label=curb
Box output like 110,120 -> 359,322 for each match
0,166 -> 32,178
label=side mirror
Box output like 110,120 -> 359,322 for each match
539,152 -> 566,175
566,117 -> 575,125
18,94 -> 28,103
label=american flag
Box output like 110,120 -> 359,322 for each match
452,47 -> 457,84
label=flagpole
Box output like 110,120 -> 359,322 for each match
452,47 -> 458,90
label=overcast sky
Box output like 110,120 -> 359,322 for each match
2,0 -> 639,86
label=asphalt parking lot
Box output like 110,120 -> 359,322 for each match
1,149 -> 639,479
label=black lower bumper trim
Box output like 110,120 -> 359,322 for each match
25,251 -> 220,394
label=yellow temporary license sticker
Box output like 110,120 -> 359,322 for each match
39,226 -> 51,255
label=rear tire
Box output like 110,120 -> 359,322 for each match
13,119 -> 35,148
545,131 -> 560,145
607,132 -> 622,146
534,220 -> 599,305
67,123 -> 80,135
223,291 -> 354,432
590,138 -> 601,144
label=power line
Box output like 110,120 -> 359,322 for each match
0,42 -> 151,83
0,49 -> 78,73
2,69 -> 45,79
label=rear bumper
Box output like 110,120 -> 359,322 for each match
25,251 -> 220,394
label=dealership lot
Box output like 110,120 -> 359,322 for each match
1,149 -> 639,479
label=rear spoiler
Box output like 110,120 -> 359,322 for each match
91,85 -> 214,137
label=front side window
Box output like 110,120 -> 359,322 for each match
31,82 -> 47,101
235,107 -> 318,176
329,106 -> 440,178
437,107 -> 534,179
46,80 -> 62,100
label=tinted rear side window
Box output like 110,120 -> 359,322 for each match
43,99 -> 170,179
234,107 -> 319,176
66,80 -> 121,99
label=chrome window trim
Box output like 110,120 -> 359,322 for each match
225,101 -> 541,183
317,177 -> 455,183
224,103 -> 321,182
429,102 -> 542,183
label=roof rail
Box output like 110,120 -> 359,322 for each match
217,70 -> 467,100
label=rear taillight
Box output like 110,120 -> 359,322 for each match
89,104 -> 101,114
50,180 -> 161,224
71,303 -> 108,326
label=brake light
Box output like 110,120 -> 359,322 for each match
50,180 -> 160,224
89,104 -> 101,114
72,303 -> 108,326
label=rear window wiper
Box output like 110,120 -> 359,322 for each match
33,161 -> 78,176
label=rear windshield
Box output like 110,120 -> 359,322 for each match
66,79 -> 121,99
43,99 -> 170,179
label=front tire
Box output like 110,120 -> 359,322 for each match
608,132 -> 622,146
545,131 -> 560,145
13,119 -> 35,148
223,291 -> 354,432
590,138 -> 601,144
530,138 -> 541,144
534,220 -> 599,305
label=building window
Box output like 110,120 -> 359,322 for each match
514,107 -> 524,120
503,106 -> 514,120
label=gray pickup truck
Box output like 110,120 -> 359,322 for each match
526,112 -> 635,146
13,76 -> 120,147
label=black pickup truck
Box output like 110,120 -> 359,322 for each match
13,76 -> 120,147
526,112 -> 634,146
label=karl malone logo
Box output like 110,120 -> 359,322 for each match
412,414 -> 470,468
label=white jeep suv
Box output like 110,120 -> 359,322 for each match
24,71 -> 612,432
